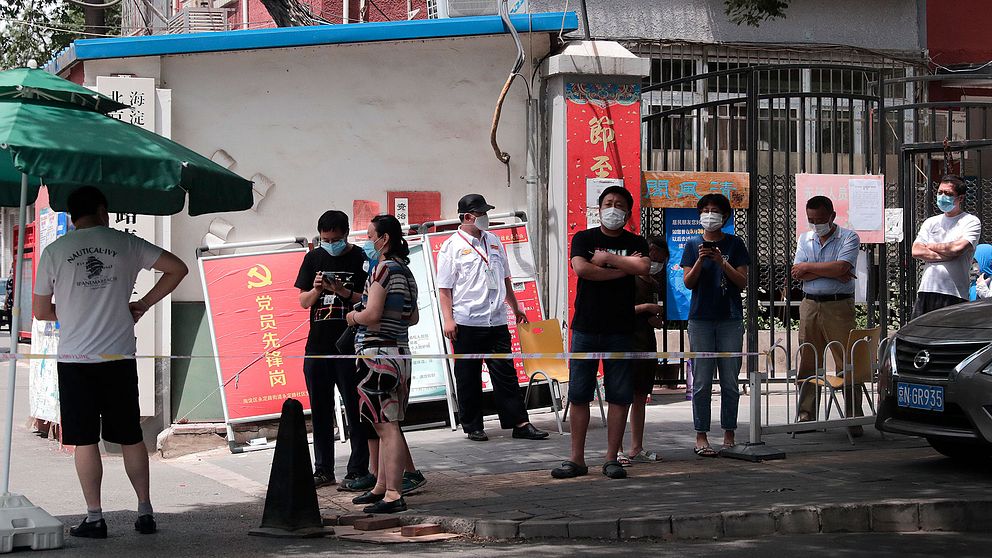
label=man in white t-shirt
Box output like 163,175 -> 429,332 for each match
911,175 -> 982,319
33,186 -> 188,540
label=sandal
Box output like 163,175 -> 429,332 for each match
616,452 -> 632,467
630,449 -> 660,463
694,445 -> 719,458
602,460 -> 627,479
551,461 -> 589,479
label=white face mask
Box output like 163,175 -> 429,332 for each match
699,212 -> 723,232
810,222 -> 832,237
473,214 -> 489,231
649,261 -> 664,275
600,207 -> 626,231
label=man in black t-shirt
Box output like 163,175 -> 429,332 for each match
294,210 -> 370,489
551,186 -> 650,481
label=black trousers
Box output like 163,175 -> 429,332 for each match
303,356 -> 370,477
452,324 -> 529,433
912,291 -> 966,320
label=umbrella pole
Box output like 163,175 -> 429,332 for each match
1,173 -> 28,496
0,175 -> 62,551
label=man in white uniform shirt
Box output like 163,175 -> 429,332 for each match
436,194 -> 548,442
912,175 -> 982,318
33,186 -> 188,539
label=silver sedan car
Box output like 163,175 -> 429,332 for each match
876,301 -> 992,459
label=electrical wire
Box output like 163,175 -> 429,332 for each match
65,0 -> 123,8
0,17 -> 117,38
490,0 -> 526,186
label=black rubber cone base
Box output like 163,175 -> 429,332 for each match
248,398 -> 332,538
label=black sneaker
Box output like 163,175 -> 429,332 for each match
362,497 -> 407,514
466,430 -> 489,442
313,470 -> 337,488
401,470 -> 427,495
134,514 -> 157,535
512,423 -> 549,440
69,518 -> 107,539
337,473 -> 375,492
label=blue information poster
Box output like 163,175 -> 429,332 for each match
664,209 -> 735,321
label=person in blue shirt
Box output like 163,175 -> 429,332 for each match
792,195 -> 862,435
680,193 -> 751,457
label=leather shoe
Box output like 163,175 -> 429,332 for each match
512,423 -> 549,440
467,430 -> 488,442
69,518 -> 107,539
362,497 -> 407,514
134,514 -> 157,535
352,490 -> 385,505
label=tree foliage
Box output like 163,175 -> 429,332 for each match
724,0 -> 791,27
0,1 -> 119,71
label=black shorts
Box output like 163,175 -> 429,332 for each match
58,359 -> 143,446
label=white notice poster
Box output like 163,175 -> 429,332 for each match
848,178 -> 884,231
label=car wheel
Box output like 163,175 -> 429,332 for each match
927,438 -> 992,461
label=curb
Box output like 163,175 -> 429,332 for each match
392,499 -> 992,541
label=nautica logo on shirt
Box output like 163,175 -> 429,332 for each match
66,247 -> 118,263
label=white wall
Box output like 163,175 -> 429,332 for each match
86,33 -> 550,301
532,0 -> 924,52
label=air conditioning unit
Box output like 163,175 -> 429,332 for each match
167,7 -> 230,34
427,0 -> 528,19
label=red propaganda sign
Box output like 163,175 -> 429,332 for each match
200,249 -> 311,422
565,82 -> 643,330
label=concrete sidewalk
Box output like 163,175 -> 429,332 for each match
305,389 -> 992,540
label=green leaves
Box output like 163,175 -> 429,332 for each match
724,0 -> 791,27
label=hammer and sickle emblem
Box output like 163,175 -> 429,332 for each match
247,264 -> 273,289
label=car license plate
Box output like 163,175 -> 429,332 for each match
897,382 -> 944,412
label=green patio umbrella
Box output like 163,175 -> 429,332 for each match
0,68 -> 253,540
0,67 -> 128,114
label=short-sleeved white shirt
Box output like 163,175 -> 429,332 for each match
914,212 -> 982,299
34,226 -> 163,358
435,229 -> 512,327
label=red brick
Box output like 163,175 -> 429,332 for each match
401,523 -> 444,537
353,516 -> 402,531
337,514 -> 372,526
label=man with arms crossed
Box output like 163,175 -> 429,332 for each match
912,175 -> 981,318
33,186 -> 188,538
551,186 -> 649,480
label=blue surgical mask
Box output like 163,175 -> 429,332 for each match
363,238 -> 380,263
320,239 -> 347,257
936,194 -> 957,213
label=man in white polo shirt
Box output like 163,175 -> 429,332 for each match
436,194 -> 548,442
912,175 -> 982,318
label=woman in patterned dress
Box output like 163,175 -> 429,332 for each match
345,214 -> 419,513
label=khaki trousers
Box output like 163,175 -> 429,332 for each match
797,298 -> 862,418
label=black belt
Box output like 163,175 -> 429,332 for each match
803,293 -> 853,302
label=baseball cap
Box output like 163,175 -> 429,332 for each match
457,194 -> 495,214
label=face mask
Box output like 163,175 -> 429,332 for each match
936,194 -> 957,213
320,239 -> 347,257
363,238 -> 381,262
699,212 -> 723,232
473,214 -> 489,231
600,207 -> 626,231
649,261 -> 664,275
810,222 -> 832,237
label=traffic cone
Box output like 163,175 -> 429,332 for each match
249,398 -> 332,538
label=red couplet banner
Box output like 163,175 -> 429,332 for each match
564,82 -> 643,332
200,250 -> 311,422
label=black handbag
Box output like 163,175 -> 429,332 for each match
335,325 -> 357,355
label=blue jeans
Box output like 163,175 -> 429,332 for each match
568,330 -> 633,405
687,319 -> 744,433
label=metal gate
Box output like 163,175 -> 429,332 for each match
642,64 -> 992,370
881,74 -> 992,327
641,63 -> 886,372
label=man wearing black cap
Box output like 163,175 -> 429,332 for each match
436,194 -> 549,442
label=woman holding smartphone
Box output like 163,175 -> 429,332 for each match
680,193 -> 751,457
345,214 -> 419,513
